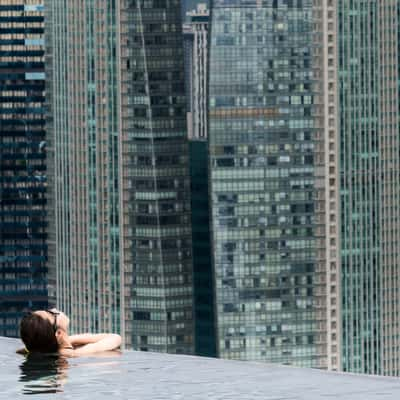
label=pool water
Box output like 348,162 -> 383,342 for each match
1,337 -> 400,399
19,354 -> 68,394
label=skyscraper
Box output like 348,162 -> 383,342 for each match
338,0 -> 400,376
183,2 -> 215,357
0,2 -> 47,337
207,0 -> 339,368
46,0 -> 124,339
126,0 -> 194,354
46,0 -> 194,353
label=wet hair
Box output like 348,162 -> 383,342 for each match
20,313 -> 59,354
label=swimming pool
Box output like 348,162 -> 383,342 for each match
1,336 -> 400,399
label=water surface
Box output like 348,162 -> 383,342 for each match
1,337 -> 400,399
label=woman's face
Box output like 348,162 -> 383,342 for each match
34,308 -> 70,333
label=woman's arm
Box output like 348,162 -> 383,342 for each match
63,334 -> 122,356
69,333 -> 113,347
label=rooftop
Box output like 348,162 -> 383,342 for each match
1,337 -> 400,399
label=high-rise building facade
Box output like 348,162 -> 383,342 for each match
208,0 -> 332,368
46,0 -> 194,353
183,4 -> 209,139
46,0 -> 124,338
338,1 -> 400,376
0,2 -> 47,337
183,2 -> 214,357
126,0 -> 194,354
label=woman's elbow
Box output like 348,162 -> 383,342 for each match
111,334 -> 122,349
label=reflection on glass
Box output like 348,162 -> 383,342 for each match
19,354 -> 69,395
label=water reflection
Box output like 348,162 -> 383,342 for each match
19,354 -> 69,395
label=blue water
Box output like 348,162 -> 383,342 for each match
2,337 -> 400,399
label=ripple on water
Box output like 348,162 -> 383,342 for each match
19,354 -> 68,395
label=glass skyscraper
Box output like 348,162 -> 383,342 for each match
126,0 -> 194,354
46,0 -> 123,338
46,0 -> 194,352
0,2 -> 47,337
338,1 -> 400,376
208,0 -> 329,367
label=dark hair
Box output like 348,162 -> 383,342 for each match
20,313 -> 59,353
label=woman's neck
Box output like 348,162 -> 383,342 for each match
58,332 -> 74,350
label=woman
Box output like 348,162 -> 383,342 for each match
19,309 -> 122,356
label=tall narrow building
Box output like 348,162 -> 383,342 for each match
183,2 -> 215,357
46,0 -> 194,353
0,2 -> 47,337
46,0 -> 124,337
338,1 -> 400,376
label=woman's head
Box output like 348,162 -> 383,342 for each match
20,309 -> 70,353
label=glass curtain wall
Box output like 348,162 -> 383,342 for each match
339,0 -> 400,376
208,0 -> 322,367
0,2 -> 47,337
45,0 -> 123,336
124,0 -> 195,354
